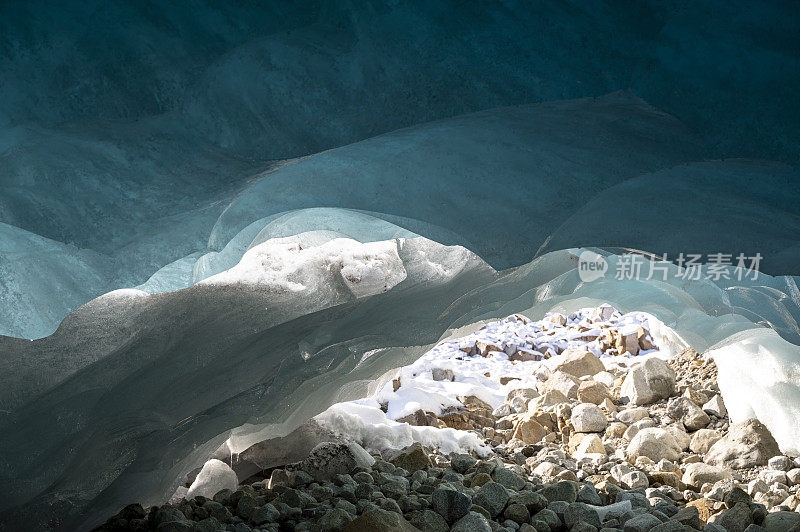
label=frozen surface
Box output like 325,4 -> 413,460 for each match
1,4 -> 799,529
185,459 -> 238,500
2,238 -> 800,529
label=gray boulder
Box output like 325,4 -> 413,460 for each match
705,418 -> 780,469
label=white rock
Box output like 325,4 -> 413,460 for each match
786,468 -> 800,486
702,394 -> 727,418
299,441 -> 375,482
748,478 -> 768,496
533,462 -> 565,478
592,304 -> 615,322
626,427 -> 681,462
681,463 -> 732,489
543,371 -> 580,399
552,349 -> 605,377
664,423 -> 691,452
760,469 -> 788,485
431,368 -> 455,382
571,403 -> 608,433
575,433 -> 606,458
593,371 -> 616,388
768,455 -> 792,471
689,429 -> 723,455
616,407 -> 650,424
620,358 -> 676,405
705,418 -> 780,469
667,397 -> 710,431
621,470 -> 649,489
186,459 -> 239,499
623,419 -> 655,442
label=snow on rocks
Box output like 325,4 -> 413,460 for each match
102,305 -> 800,532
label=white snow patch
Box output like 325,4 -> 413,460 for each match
200,234 -> 406,299
186,458 -> 238,499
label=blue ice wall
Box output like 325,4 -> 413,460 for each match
1,0 -> 798,162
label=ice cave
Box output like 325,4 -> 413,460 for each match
1,2 -> 799,531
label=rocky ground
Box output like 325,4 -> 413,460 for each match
96,309 -> 800,532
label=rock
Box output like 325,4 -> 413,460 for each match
239,419 -> 339,471
532,508 -> 561,530
318,508 -> 354,531
509,491 -> 548,514
708,502 -> 752,532
617,407 -> 650,424
299,441 -> 375,482
450,453 -> 477,474
650,521 -> 686,532
250,504 -> 279,525
552,350 -> 605,378
686,498 -> 717,524
387,442 -> 431,473
649,471 -> 683,489
762,511 -> 800,532
724,487 -> 751,508
626,428 -> 681,462
571,403 -> 608,433
431,488 -> 471,524
689,429 -> 723,455
503,503 -> 531,524
682,463 -> 732,488
577,380 -> 612,405
768,455 -> 792,471
473,481 -> 510,517
704,418 -> 780,469
543,371 -> 580,399
671,505 -> 701,529
664,423 -> 691,451
623,513 -> 662,531
703,395 -> 727,418
574,433 -> 606,458
682,386 -> 710,406
506,388 -> 539,404
623,418 -> 655,441
492,467 -> 526,490
451,511 -> 492,532
186,459 -> 238,500
529,390 -> 570,409
343,509 -> 419,531
512,414 -> 549,444
564,502 -> 601,528
471,472 -> 492,488
156,522 -> 191,532
431,368 -> 454,381
787,468 -> 800,485
620,358 -> 676,405
605,421 -> 627,439
667,397 -> 710,431
620,470 -> 649,489
407,509 -> 448,532
538,480 -> 578,503
192,518 -> 223,532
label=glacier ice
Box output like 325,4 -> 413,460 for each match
2,234 -> 800,529
0,4 -> 798,529
185,459 -> 238,501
